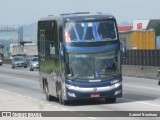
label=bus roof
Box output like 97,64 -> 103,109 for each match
38,12 -> 115,22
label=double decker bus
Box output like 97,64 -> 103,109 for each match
37,12 -> 126,105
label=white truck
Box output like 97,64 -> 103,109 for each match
10,43 -> 38,56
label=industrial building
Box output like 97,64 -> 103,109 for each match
118,19 -> 160,50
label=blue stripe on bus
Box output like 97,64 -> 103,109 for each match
65,43 -> 119,53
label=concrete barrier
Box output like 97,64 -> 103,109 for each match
122,65 -> 159,79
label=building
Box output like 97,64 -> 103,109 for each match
118,26 -> 132,33
133,19 -> 160,30
118,26 -> 133,49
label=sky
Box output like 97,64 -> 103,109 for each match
0,0 -> 159,25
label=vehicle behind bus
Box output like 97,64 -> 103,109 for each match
37,12 -> 126,105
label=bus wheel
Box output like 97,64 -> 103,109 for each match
45,83 -> 54,101
158,72 -> 160,85
105,98 -> 116,103
58,89 -> 66,105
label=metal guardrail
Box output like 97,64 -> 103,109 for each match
123,50 -> 160,66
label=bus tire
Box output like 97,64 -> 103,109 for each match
45,83 -> 54,101
158,72 -> 160,85
58,88 -> 67,105
105,98 -> 116,103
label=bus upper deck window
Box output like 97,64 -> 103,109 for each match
65,21 -> 117,42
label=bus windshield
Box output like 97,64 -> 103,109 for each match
66,51 -> 120,81
64,20 -> 118,42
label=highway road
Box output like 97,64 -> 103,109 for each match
0,64 -> 160,120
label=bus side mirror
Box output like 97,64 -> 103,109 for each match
120,41 -> 126,59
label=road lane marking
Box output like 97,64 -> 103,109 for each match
61,108 -> 69,111
3,87 -> 158,119
0,89 -> 98,119
124,84 -> 160,91
121,98 -> 160,108
46,103 -> 52,106
0,74 -> 38,83
1,89 -> 62,109
87,117 -> 96,120
39,101 -> 45,104
1,89 -> 97,119
33,99 -> 40,101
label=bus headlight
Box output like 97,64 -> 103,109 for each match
111,80 -> 119,84
114,82 -> 121,88
67,92 -> 76,97
66,84 -> 78,90
115,90 -> 121,95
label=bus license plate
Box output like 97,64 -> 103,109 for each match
90,94 -> 100,98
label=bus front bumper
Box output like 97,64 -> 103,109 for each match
65,82 -> 122,100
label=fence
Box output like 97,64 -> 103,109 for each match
123,50 -> 160,66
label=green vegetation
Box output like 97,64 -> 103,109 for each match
40,57 -> 60,74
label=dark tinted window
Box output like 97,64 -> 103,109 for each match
38,21 -> 58,57
13,56 -> 25,61
64,20 -> 117,42
32,57 -> 38,61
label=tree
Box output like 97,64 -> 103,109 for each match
154,22 -> 160,36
